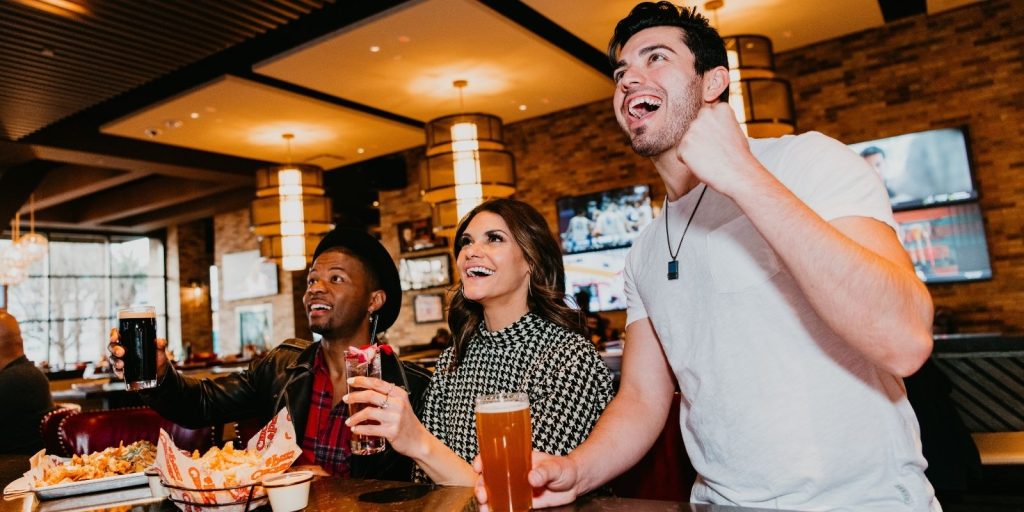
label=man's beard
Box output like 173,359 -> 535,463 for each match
625,79 -> 702,157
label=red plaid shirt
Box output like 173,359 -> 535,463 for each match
297,348 -> 352,477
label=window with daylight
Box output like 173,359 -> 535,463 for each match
0,235 -> 166,368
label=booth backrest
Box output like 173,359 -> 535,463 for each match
609,393 -> 696,501
58,407 -> 216,455
39,404 -> 81,457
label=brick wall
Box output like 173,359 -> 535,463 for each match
775,0 -> 1024,333
211,209 -> 305,354
171,219 -> 214,353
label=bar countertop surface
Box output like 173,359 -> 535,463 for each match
0,454 -> 791,512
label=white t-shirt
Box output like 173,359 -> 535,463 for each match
624,132 -> 939,511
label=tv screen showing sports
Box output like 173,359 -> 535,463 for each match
893,203 -> 992,284
557,185 -> 654,254
848,127 -> 975,211
564,248 -> 629,312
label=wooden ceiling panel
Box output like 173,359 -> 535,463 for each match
100,75 -> 424,165
254,0 -> 612,124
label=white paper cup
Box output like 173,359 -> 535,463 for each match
262,471 -> 314,512
144,467 -> 168,498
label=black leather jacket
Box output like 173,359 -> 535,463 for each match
141,339 -> 432,481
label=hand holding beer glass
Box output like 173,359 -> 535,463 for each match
345,346 -> 387,455
116,305 -> 159,390
476,392 -> 532,512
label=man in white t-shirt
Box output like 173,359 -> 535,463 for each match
475,2 -> 937,511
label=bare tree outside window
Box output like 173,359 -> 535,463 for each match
1,235 -> 165,368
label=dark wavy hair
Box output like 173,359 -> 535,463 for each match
608,1 -> 729,102
446,198 -> 586,369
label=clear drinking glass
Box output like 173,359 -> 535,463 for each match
475,392 -> 532,512
118,305 -> 158,390
345,349 -> 386,455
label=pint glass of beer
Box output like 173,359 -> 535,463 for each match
345,348 -> 386,455
475,392 -> 532,512
118,305 -> 158,390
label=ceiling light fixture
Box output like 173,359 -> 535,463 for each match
706,0 -> 795,138
17,194 -> 48,262
0,215 -> 28,287
420,80 -> 515,236
250,133 -> 334,271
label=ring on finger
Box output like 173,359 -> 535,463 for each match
380,396 -> 390,409
386,383 -> 395,396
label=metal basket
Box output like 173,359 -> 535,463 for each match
160,480 -> 267,512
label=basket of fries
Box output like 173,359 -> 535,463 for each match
154,408 -> 300,512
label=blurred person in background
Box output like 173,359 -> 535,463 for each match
0,311 -> 55,454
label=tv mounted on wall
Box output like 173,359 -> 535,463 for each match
848,127 -> 975,211
557,185 -> 656,312
893,203 -> 992,284
556,184 -> 653,255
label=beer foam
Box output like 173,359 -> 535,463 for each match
118,310 -> 156,319
476,401 -> 529,413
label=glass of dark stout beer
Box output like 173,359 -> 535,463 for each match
119,305 -> 158,390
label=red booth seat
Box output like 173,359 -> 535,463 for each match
58,407 -> 217,455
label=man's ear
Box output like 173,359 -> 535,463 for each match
368,289 -> 386,315
702,66 -> 730,103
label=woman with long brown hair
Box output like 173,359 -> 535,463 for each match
345,198 -> 614,485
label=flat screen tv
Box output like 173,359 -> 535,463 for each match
848,127 -> 975,211
556,184 -> 654,254
893,203 -> 992,283
564,248 -> 629,312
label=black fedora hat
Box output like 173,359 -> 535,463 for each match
312,228 -> 402,331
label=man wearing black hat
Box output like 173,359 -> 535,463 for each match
109,228 -> 431,480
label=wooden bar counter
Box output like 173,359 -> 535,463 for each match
1,454 -> 788,512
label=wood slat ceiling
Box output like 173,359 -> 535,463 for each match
0,0 -> 332,141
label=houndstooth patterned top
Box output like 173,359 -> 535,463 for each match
414,312 -> 614,482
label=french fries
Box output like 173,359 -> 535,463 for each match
35,441 -> 156,487
189,443 -> 263,472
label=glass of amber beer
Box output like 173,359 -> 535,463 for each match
475,392 -> 532,512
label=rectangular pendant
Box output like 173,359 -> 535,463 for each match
667,260 -> 679,280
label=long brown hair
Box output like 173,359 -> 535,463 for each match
446,198 -> 586,369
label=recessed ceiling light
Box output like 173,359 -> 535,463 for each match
143,128 -> 161,138
164,119 -> 183,129
397,36 -> 410,43
518,104 -> 528,111
190,112 -> 200,119
205,106 -> 217,113
356,148 -> 365,154
369,45 -> 381,53
372,200 -> 380,207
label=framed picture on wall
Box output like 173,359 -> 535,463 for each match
397,218 -> 447,253
399,253 -> 452,291
413,293 -> 445,323
222,250 -> 278,301
237,303 -> 273,353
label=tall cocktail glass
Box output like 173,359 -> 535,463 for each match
345,348 -> 386,455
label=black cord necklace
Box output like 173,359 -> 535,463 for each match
664,184 -> 708,280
